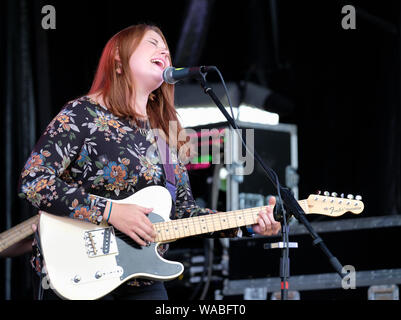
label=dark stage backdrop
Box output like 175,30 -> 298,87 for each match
1,0 -> 400,300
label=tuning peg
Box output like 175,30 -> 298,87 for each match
347,194 -> 354,200
324,191 -> 330,196
331,192 -> 338,197
355,195 -> 362,201
340,193 -> 345,198
315,190 -> 321,195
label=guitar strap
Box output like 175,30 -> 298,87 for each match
155,135 -> 176,216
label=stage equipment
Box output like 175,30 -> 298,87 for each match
223,215 -> 401,300
224,121 -> 298,211
189,66 -> 351,300
368,285 -> 399,300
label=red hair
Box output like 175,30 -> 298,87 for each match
88,24 -> 185,150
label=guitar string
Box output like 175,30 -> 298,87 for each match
0,204 -> 293,247
111,209 -> 261,243
0,198 -> 357,243
4,199 -> 356,247
0,225 -> 37,246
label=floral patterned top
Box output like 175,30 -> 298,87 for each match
19,96 -> 238,287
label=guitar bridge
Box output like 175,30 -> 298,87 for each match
84,227 -> 118,258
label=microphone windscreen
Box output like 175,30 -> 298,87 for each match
162,67 -> 176,84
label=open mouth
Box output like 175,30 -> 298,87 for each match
151,58 -> 165,70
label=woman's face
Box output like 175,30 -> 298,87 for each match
128,29 -> 171,94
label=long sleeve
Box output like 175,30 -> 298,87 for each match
18,99 -> 107,224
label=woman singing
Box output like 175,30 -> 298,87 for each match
19,24 -> 280,300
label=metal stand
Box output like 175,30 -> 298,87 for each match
264,223 -> 298,300
194,67 -> 347,299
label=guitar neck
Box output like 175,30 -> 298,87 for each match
0,191 -> 362,251
0,215 -> 39,253
154,199 -> 310,242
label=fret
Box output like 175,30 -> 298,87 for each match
171,220 -> 180,238
252,208 -> 261,223
162,221 -> 171,241
169,220 -> 177,239
184,218 -> 193,237
226,212 -> 238,229
212,213 -> 223,232
235,210 -> 245,226
160,223 -> 167,242
199,216 -> 209,233
246,210 -> 255,224
1,225 -> 33,241
159,222 -> 167,240
194,216 -> 203,235
181,219 -> 190,237
203,222 -> 212,233
0,215 -> 39,253
207,215 -> 218,233
187,218 -> 195,236
165,221 -> 174,240
154,225 -> 161,242
171,220 -> 181,239
219,212 -> 230,230
209,214 -> 219,233
167,220 -> 176,239
193,216 -> 202,235
179,218 -> 190,238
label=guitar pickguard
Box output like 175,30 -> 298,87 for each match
115,212 -> 184,282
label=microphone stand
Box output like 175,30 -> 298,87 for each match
196,71 -> 347,299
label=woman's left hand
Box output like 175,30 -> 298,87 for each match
252,196 -> 281,236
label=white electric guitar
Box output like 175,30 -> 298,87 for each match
1,186 -> 364,299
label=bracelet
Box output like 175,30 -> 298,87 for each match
106,202 -> 112,222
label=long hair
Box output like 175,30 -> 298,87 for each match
88,24 -> 185,150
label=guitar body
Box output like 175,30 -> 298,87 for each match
39,186 -> 184,300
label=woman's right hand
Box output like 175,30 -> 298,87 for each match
105,202 -> 156,246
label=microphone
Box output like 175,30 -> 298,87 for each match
162,66 -> 214,84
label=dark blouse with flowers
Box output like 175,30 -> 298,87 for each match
19,96 -> 238,286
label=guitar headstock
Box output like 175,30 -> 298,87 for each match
306,192 -> 364,217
